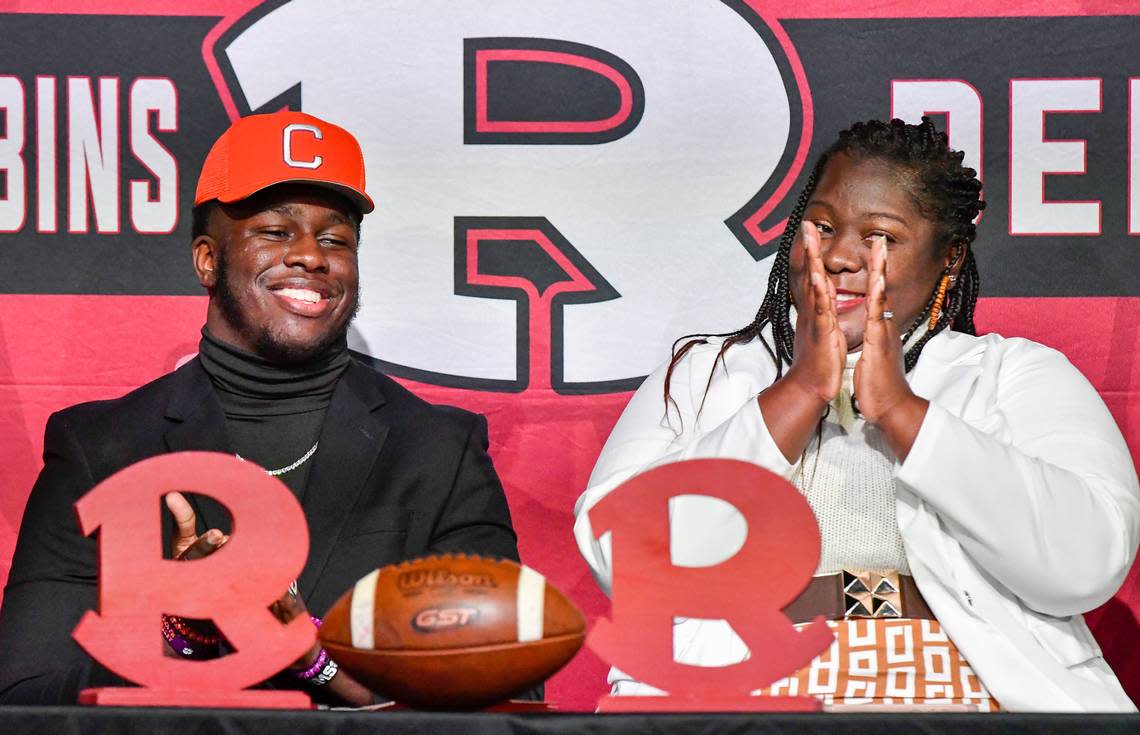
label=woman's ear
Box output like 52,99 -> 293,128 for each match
945,241 -> 967,279
192,236 -> 218,288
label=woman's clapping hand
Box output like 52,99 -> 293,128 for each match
854,235 -> 928,460
784,221 -> 847,408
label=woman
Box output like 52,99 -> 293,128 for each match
573,118 -> 1140,711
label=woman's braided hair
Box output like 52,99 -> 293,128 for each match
664,117 -> 985,409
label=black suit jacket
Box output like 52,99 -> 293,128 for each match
0,357 -> 519,704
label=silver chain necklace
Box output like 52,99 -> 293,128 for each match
236,441 -> 319,476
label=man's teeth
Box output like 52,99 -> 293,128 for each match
835,293 -> 864,302
277,288 -> 322,303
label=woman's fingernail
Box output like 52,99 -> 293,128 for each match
879,275 -> 886,290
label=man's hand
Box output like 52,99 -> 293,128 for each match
163,495 -> 374,705
271,583 -> 376,706
270,584 -> 321,670
165,491 -> 317,669
164,491 -> 228,560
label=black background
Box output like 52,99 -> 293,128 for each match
0,15 -> 229,295
783,16 -> 1138,297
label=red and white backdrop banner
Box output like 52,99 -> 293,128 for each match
2,0 -> 1139,710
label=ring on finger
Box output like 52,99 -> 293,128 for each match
881,310 -> 894,320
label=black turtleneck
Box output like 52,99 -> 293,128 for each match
197,328 -> 350,499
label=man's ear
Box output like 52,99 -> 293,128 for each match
193,236 -> 219,288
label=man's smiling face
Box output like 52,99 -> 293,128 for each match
195,184 -> 362,363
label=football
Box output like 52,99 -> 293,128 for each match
319,554 -> 586,709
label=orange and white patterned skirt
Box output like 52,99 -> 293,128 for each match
754,618 -> 1000,711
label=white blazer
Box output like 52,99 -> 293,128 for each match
573,330 -> 1140,711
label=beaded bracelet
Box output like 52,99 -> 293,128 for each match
293,648 -> 339,686
161,616 -> 218,659
164,615 -> 220,646
295,647 -> 330,680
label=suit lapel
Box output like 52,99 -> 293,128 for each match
296,360 -> 389,597
163,359 -> 232,534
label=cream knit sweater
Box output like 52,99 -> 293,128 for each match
793,351 -> 910,575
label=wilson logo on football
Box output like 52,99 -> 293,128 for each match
398,568 -> 498,593
412,607 -> 480,632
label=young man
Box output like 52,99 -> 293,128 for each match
0,112 -> 520,705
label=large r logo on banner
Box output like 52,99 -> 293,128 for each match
215,0 -> 811,392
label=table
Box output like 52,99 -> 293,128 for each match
2,707 -> 1138,735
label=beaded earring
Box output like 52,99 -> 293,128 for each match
927,245 -> 963,331
927,272 -> 958,330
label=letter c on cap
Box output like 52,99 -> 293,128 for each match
283,123 -> 323,169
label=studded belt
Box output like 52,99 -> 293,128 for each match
782,570 -> 934,624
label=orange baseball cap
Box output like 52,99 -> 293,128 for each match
195,111 -> 375,214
